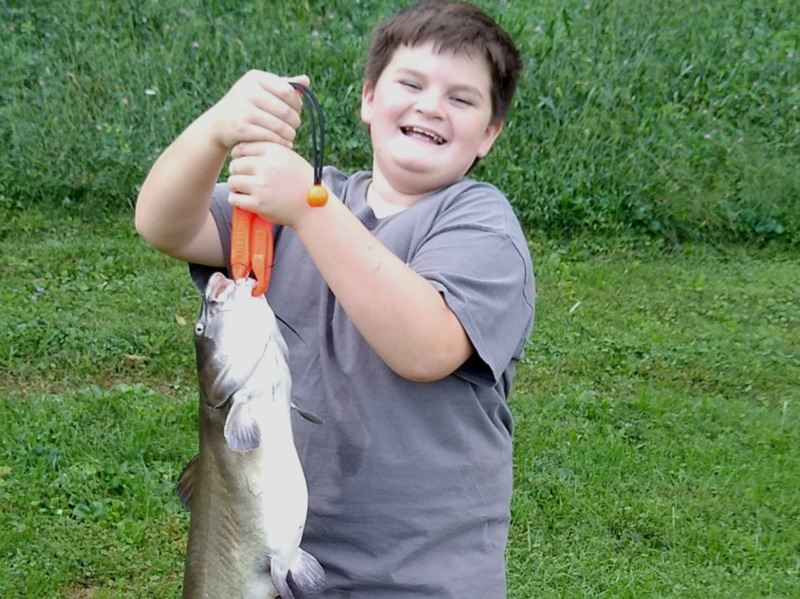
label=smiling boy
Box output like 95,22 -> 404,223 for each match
136,1 -> 534,597
362,41 -> 503,207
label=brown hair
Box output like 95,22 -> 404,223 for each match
364,1 -> 522,124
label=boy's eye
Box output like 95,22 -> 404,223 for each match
400,80 -> 421,90
451,96 -> 473,106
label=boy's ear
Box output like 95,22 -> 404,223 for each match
360,82 -> 375,126
477,121 -> 504,159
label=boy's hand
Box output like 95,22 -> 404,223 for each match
227,142 -> 317,228
208,71 -> 309,150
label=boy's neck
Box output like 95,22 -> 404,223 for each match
366,176 -> 427,218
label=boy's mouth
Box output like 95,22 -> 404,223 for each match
401,126 -> 446,145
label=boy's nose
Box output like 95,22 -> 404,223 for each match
414,90 -> 445,117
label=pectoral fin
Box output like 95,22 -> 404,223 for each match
224,397 -> 262,452
269,549 -> 326,599
176,455 -> 199,510
271,558 -> 294,599
289,549 -> 327,593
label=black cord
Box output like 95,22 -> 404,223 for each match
288,82 -> 326,186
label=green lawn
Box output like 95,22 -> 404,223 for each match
1,0 -> 798,595
509,242 -> 799,597
1,210 -> 797,597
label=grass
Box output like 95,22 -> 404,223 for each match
0,385 -> 191,598
0,209 -> 198,393
508,242 -> 799,597
1,209 -> 798,597
2,0 -> 799,595
1,0 -> 799,242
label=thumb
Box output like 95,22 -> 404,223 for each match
286,74 -> 311,89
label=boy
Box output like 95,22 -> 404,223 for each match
136,1 -> 535,597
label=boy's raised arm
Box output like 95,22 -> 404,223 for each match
135,111 -> 228,265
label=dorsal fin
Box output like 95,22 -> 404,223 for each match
176,454 -> 199,509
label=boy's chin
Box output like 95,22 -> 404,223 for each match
391,147 -> 447,168
385,166 -> 466,194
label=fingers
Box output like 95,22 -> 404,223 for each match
228,152 -> 274,177
224,144 -> 314,228
217,70 -> 310,149
237,112 -> 297,148
231,141 -> 282,159
286,74 -> 311,89
227,150 -> 282,193
227,189 -> 248,207
227,153 -> 254,202
228,155 -> 252,175
226,190 -> 260,216
250,88 -> 302,135
253,72 -> 304,109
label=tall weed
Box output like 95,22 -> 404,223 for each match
1,0 -> 798,243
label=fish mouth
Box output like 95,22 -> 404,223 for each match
400,126 -> 446,145
206,271 -> 236,302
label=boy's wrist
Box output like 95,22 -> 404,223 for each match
291,185 -> 339,235
196,106 -> 233,153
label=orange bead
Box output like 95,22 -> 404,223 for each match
307,185 -> 328,207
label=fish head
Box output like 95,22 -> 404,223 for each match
194,272 -> 278,409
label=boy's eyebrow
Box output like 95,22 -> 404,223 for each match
394,67 -> 486,100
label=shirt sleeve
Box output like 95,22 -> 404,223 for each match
188,183 -> 234,293
409,184 -> 535,386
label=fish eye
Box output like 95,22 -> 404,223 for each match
194,322 -> 205,335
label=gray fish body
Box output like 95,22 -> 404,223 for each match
179,273 -> 325,599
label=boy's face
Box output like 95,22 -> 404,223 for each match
361,42 -> 502,196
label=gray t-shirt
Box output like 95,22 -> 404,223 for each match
191,167 -> 535,599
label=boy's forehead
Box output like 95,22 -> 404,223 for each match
383,42 -> 492,82
389,41 -> 481,63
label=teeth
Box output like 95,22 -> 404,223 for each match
404,126 -> 445,145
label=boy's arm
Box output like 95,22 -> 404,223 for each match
295,199 -> 474,382
135,71 -> 308,265
135,113 -> 228,265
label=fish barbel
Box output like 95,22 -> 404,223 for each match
178,272 -> 325,599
